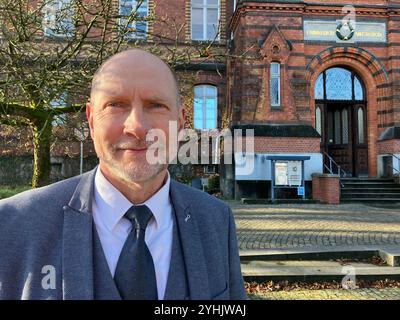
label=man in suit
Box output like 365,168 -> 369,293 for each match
0,49 -> 246,300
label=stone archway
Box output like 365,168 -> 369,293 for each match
306,47 -> 390,177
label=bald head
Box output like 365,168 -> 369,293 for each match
90,49 -> 180,107
86,49 -> 186,195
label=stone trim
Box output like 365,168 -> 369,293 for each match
230,124 -> 321,137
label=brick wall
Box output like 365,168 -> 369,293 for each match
152,0 -> 187,42
377,139 -> 400,155
230,4 -> 399,126
312,173 -> 340,204
228,1 -> 400,177
242,137 -> 321,153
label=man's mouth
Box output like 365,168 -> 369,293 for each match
120,148 -> 148,152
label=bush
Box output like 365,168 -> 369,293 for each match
205,175 -> 220,194
0,185 -> 31,199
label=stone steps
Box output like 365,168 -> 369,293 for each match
242,260 -> 400,283
241,198 -> 319,205
342,193 -> 400,198
240,248 -> 400,283
340,178 -> 400,204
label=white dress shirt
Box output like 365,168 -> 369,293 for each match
92,168 -> 173,300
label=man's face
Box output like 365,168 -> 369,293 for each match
86,53 -> 184,184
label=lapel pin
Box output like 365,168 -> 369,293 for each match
185,214 -> 191,222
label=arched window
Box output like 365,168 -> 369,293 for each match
354,77 -> 364,101
314,74 -> 324,100
194,85 -> 217,130
327,111 -> 334,143
315,105 -> 322,136
358,107 -> 365,144
270,62 -> 281,107
315,67 -> 364,101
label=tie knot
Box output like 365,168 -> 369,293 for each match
124,205 -> 153,231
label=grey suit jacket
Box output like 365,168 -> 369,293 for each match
0,168 -> 246,300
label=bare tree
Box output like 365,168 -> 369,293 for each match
0,0 -> 243,187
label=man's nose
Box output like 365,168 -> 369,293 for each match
123,106 -> 150,140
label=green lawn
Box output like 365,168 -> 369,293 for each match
0,186 -> 31,199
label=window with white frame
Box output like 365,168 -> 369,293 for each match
194,85 -> 217,130
42,0 -> 74,37
270,62 -> 281,107
119,0 -> 148,39
191,0 -> 220,41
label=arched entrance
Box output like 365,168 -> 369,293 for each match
314,67 -> 368,177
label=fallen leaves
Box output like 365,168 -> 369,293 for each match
332,256 -> 387,266
245,279 -> 400,293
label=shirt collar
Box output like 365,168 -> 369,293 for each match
93,167 -> 171,232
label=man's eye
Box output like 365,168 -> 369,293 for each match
107,102 -> 123,108
149,103 -> 167,109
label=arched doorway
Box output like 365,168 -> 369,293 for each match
314,67 -> 368,177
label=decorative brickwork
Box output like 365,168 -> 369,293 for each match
228,1 -> 400,178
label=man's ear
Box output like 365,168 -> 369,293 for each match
86,101 -> 94,140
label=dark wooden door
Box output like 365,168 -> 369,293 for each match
325,103 -> 353,176
322,103 -> 368,177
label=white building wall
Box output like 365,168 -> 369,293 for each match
235,153 -> 323,181
377,154 -> 400,177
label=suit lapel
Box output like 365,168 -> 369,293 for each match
169,180 -> 210,300
62,168 -> 97,300
163,206 -> 189,300
61,169 -> 211,300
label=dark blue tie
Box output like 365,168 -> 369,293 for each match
114,205 -> 158,300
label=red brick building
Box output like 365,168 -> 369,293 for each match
2,0 -> 400,202
223,0 -> 400,200
0,0 -> 233,186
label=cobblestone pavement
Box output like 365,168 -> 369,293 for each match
228,201 -> 400,250
247,288 -> 400,300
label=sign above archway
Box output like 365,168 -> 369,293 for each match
304,20 -> 386,43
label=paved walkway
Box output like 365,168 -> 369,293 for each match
229,201 -> 400,251
248,288 -> 400,300
230,201 -> 400,299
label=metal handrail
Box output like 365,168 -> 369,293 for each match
323,163 -> 343,187
389,165 -> 400,175
389,153 -> 400,161
323,152 -> 348,188
322,151 -> 349,178
387,153 -> 400,176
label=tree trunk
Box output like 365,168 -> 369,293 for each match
31,118 -> 53,188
